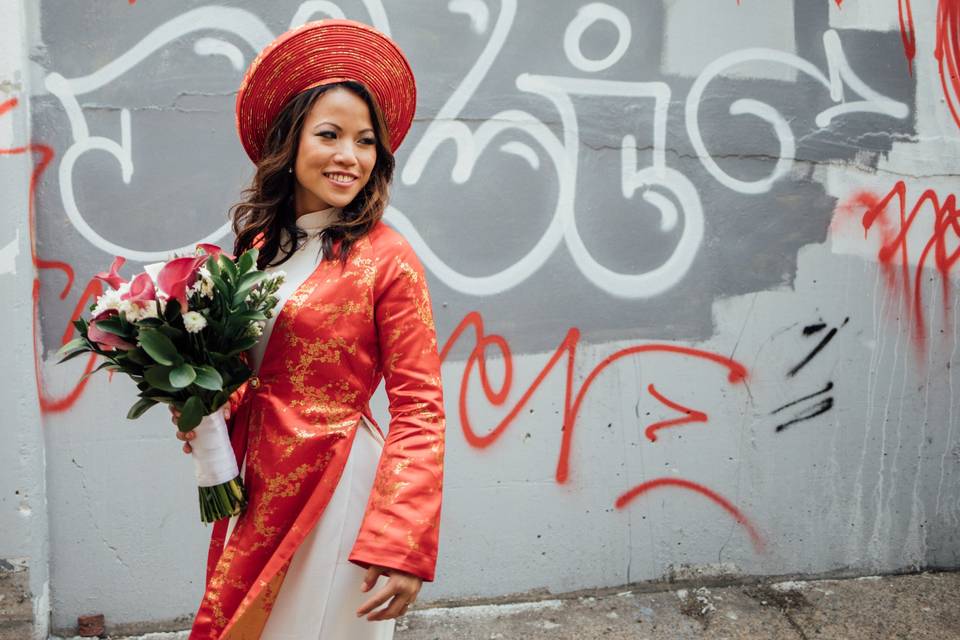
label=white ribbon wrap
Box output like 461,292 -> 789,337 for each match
190,407 -> 240,487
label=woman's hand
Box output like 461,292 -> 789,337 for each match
170,404 -> 231,454
356,566 -> 422,621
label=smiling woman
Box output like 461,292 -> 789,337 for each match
231,78 -> 397,271
179,19 -> 445,640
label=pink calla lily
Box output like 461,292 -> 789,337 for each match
88,310 -> 135,351
94,256 -> 127,290
196,243 -> 233,261
157,255 -> 206,309
121,272 -> 157,305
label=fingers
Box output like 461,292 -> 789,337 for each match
366,594 -> 410,622
357,570 -> 421,621
360,566 -> 385,593
172,406 -> 193,455
356,585 -> 395,619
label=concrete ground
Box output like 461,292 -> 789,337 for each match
395,571 -> 960,640
49,571 -> 960,640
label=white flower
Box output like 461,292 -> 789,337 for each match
270,270 -> 286,285
138,302 -> 160,320
182,311 -> 207,333
117,299 -> 139,323
246,322 -> 263,338
91,288 -> 122,317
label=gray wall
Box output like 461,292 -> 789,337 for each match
4,0 -> 959,635
0,1 -> 49,638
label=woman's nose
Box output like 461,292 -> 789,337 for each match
333,141 -> 358,165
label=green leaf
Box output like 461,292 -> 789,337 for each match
138,317 -> 163,328
212,274 -> 231,301
193,365 -> 224,391
233,310 -> 267,324
144,365 -> 178,392
219,254 -> 238,282
125,348 -> 152,366
55,337 -> 89,359
93,317 -> 131,338
57,348 -> 93,365
157,325 -> 184,341
206,255 -> 221,278
226,336 -> 259,356
236,250 -> 254,276
164,298 -> 182,322
138,328 -> 177,365
211,390 -> 229,411
126,398 -> 158,420
170,363 -> 197,388
178,395 -> 205,431
232,271 -> 270,306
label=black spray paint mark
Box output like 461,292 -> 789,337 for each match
774,397 -> 834,433
771,381 -> 834,415
803,322 -> 827,336
787,317 -> 849,377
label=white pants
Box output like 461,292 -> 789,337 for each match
225,418 -> 395,640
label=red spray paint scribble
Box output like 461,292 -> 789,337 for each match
899,0 -> 917,74
440,311 -> 748,484
937,0 -> 960,130
0,98 -> 18,117
0,99 -> 101,413
841,182 -> 960,359
615,478 -> 765,553
439,311 -> 763,550
644,384 -> 708,443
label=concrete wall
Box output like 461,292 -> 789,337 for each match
0,1 -> 50,638
4,0 -> 959,635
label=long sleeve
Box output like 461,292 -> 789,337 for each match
348,233 -> 446,582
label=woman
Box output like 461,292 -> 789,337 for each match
172,20 -> 445,639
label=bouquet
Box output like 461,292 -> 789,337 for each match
56,243 -> 284,523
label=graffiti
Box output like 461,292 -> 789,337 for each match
614,478 -> 765,553
788,317 -> 848,377
644,384 -> 708,443
766,319 -> 845,432
440,310 -> 762,549
843,181 -> 960,356
441,310 -> 748,482
686,29 -> 909,195
0,97 -> 100,413
899,0 -> 917,73
394,0 -> 703,299
937,0 -> 960,130
0,96 -> 17,116
393,1 -> 909,297
772,382 -> 835,433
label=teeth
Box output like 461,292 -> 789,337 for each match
326,173 -> 355,183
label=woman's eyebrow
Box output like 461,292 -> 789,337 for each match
316,121 -> 375,135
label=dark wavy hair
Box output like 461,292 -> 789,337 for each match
231,81 -> 395,268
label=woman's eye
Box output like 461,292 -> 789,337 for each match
360,137 -> 376,145
317,131 -> 336,139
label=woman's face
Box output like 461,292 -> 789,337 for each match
292,87 -> 377,215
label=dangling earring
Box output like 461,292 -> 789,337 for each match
288,166 -> 293,174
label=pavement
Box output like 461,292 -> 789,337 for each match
394,571 -> 960,640
48,571 -> 960,640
